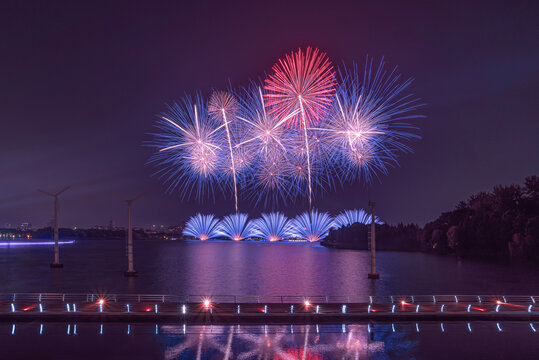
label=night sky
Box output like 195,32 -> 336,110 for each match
1,0 -> 538,228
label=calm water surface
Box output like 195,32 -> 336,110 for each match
1,240 -> 538,295
1,322 -> 538,359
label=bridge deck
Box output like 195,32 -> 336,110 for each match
1,293 -> 537,324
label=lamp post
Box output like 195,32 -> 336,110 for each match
367,201 -> 379,279
114,193 -> 144,277
38,186 -> 70,268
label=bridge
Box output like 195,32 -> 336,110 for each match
1,293 -> 538,324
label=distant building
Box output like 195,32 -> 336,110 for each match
19,222 -> 32,230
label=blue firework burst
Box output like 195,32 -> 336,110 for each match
291,209 -> 335,242
334,208 -> 384,228
217,213 -> 257,241
253,212 -> 294,241
182,213 -> 220,241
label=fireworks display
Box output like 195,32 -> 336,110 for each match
182,208 -> 381,242
150,47 -> 423,214
183,213 -> 220,241
333,209 -> 383,228
252,212 -> 294,241
291,209 -> 335,242
217,213 -> 257,241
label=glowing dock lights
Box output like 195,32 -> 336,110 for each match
315,305 -> 319,314
391,304 -> 396,313
237,305 -> 240,314
126,304 -> 130,312
10,303 -> 15,312
392,323 -> 395,332
415,305 -> 420,313
467,323 -> 472,332
495,304 -> 500,312
368,304 -> 371,313
98,298 -> 105,313
440,304 -> 445,312
66,303 -> 70,312
182,305 -> 186,314
263,305 -> 268,314
341,305 -> 347,314
530,323 -> 536,332
290,305 -> 294,313
154,304 -> 158,313
440,323 -> 445,332
467,304 -> 471,312
496,323 -> 502,332
39,324 -> 43,335
528,305 -> 532,313
39,303 -> 43,313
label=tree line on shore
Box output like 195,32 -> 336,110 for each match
325,176 -> 539,263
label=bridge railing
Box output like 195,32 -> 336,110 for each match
0,293 -> 537,304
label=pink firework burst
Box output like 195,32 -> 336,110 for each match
264,47 -> 336,128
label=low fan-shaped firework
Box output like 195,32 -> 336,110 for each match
183,213 -> 220,241
333,208 -> 383,228
183,209 -> 382,242
149,48 -> 423,210
253,212 -> 294,242
291,209 -> 335,242
217,213 -> 257,241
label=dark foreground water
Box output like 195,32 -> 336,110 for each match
1,240 -> 539,359
2,322 -> 538,359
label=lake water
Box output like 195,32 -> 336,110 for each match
1,239 -> 538,295
1,240 -> 538,359
2,322 -> 538,359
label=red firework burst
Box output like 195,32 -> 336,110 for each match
264,47 -> 336,128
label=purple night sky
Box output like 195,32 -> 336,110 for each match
1,0 -> 538,228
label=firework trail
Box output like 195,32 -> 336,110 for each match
265,47 -> 336,208
183,213 -> 220,240
217,213 -> 257,241
209,91 -> 241,213
150,96 -> 226,199
333,208 -> 383,228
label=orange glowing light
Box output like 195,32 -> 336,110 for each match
496,300 -> 502,304
203,299 -> 211,308
304,300 -> 311,307
401,301 -> 406,305
98,299 -> 105,305
145,307 -> 152,312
